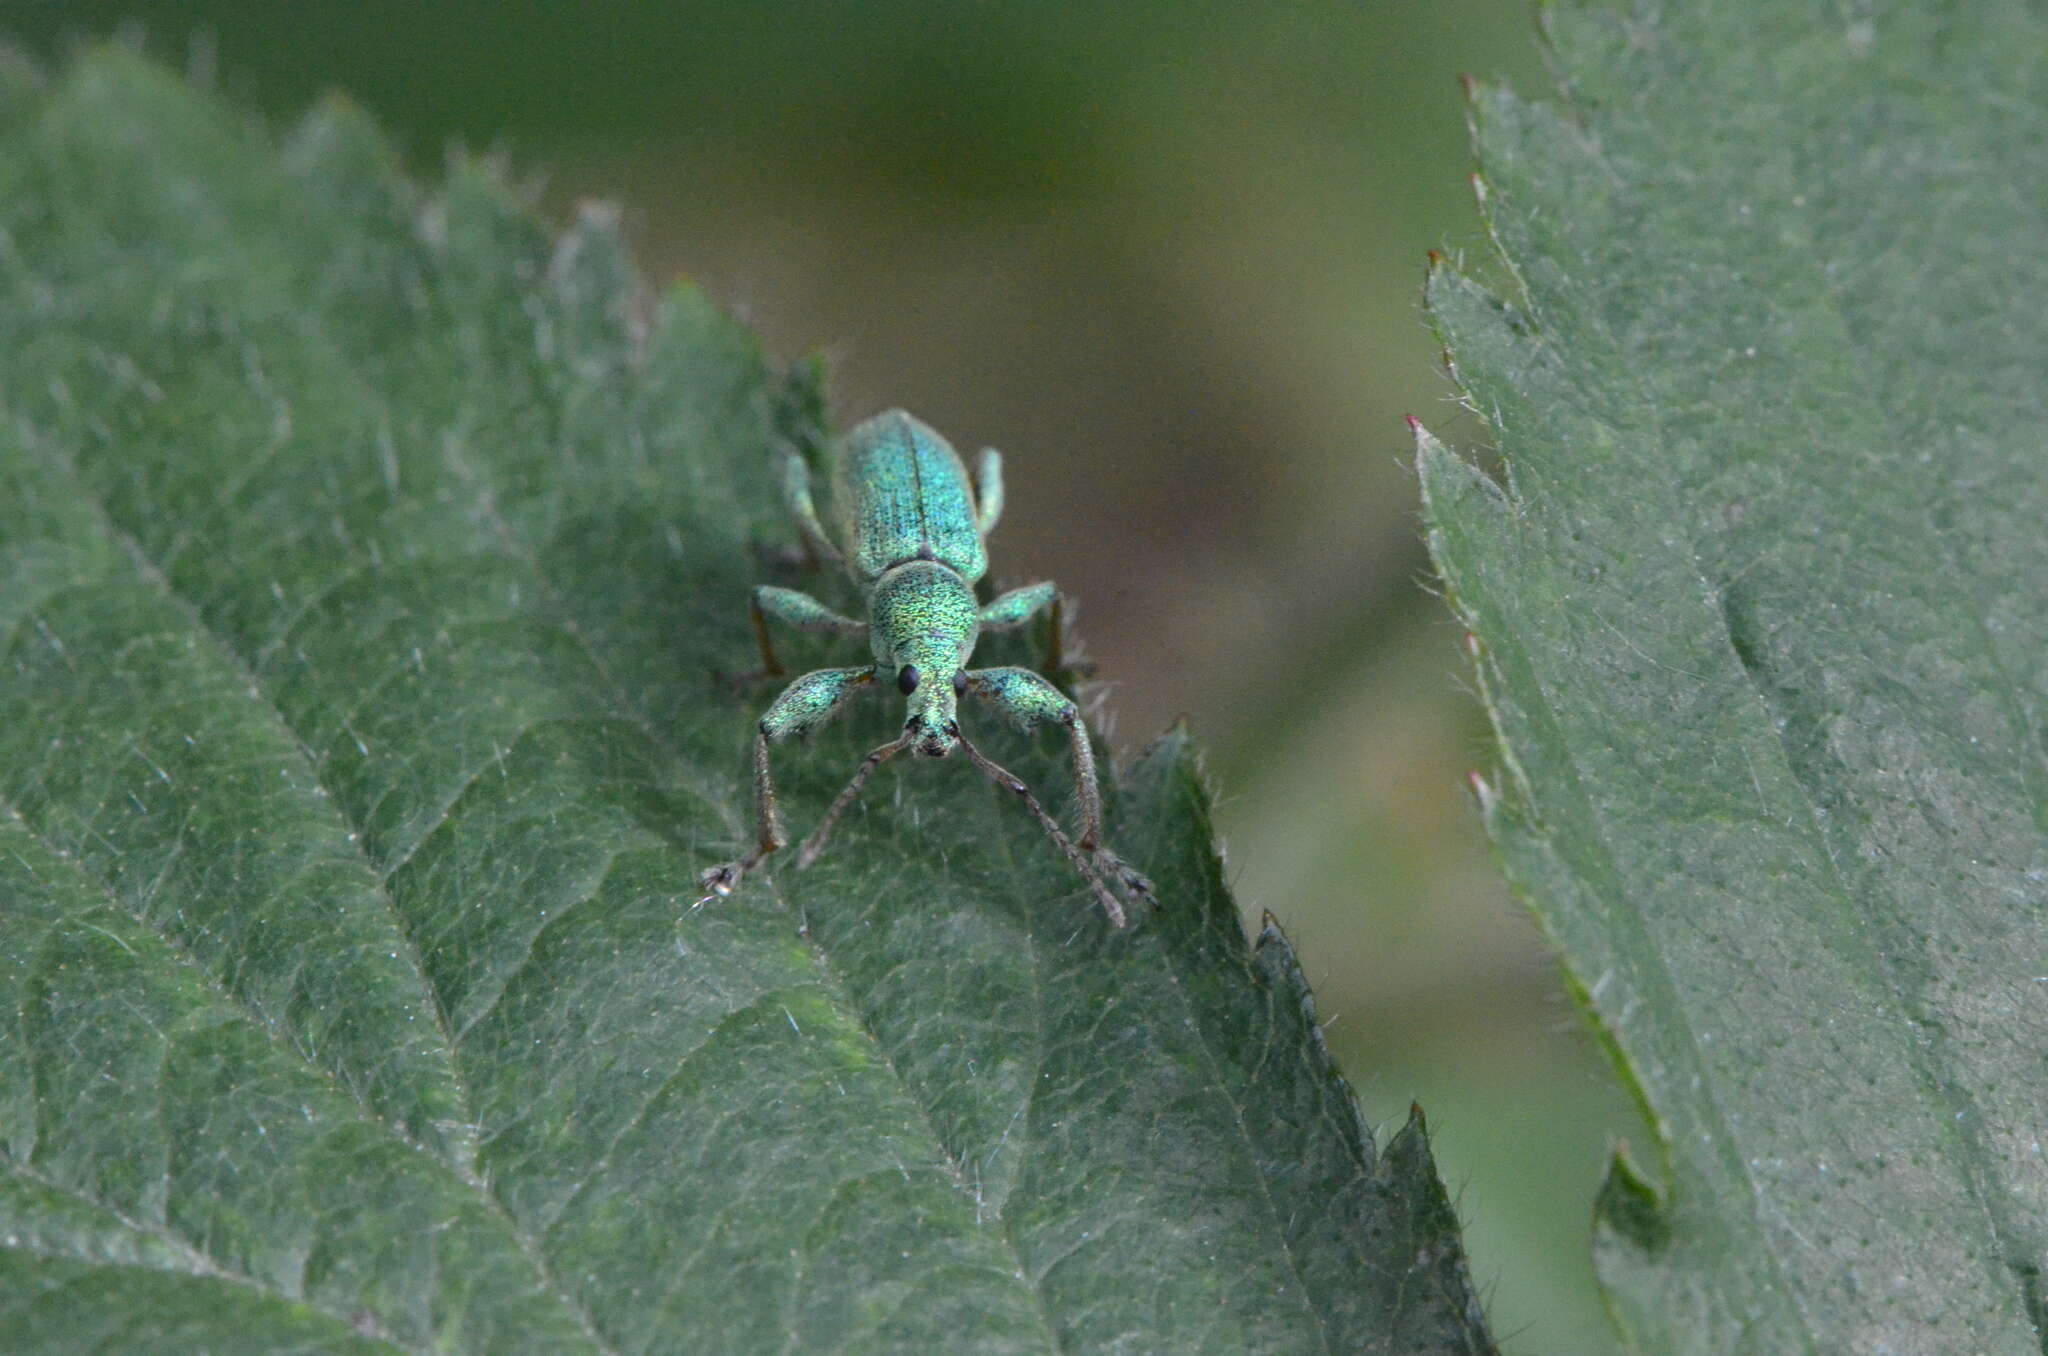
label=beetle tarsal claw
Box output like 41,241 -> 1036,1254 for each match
694,864 -> 742,908
1087,848 -> 1154,904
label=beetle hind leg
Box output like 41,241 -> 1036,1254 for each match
973,447 -> 1005,534
781,449 -> 843,569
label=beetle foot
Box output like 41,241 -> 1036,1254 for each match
694,861 -> 746,908
1088,847 -> 1156,913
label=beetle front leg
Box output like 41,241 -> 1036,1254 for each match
966,666 -> 1155,915
698,665 -> 874,903
1050,698 -> 1154,903
794,730 -> 916,870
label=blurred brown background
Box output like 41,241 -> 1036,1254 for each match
8,5 -> 1642,1349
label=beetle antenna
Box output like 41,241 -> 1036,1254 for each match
796,732 -> 916,869
956,736 -> 1127,928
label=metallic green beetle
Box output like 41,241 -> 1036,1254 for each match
698,409 -> 1153,926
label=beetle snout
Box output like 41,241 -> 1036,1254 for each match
908,717 -> 960,758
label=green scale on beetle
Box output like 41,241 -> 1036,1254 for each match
699,409 -> 1154,926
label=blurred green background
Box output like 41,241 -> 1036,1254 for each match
8,4 -> 1643,1350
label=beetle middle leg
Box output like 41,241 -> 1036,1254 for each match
735,585 -> 866,681
698,665 -> 874,903
979,581 -> 1056,633
979,582 -> 1088,680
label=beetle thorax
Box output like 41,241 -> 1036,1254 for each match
869,560 -> 979,671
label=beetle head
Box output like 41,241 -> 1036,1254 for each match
894,650 -> 971,757
870,561 -> 980,758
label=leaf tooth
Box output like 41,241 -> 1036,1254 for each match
1592,1139 -> 1669,1254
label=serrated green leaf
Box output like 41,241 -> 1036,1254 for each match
0,50 -> 1492,1353
1418,3 -> 2048,1351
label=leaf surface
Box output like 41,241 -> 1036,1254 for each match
0,52 -> 1491,1353
1418,3 -> 2048,1350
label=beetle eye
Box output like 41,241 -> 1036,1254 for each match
952,670 -> 969,696
897,664 -> 921,695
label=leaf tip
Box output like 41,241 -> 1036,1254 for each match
1248,915 -> 1343,1074
1250,910 -> 1303,984
1408,415 -> 1449,500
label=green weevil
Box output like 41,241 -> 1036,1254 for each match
697,409 -> 1154,926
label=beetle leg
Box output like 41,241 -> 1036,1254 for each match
780,449 -> 843,569
977,582 -> 1086,679
739,585 -> 866,679
978,581 -> 1056,631
1053,697 -> 1155,906
972,446 -> 1004,534
956,736 -> 1127,928
698,666 -> 874,904
965,666 -> 1156,917
1043,591 -> 1080,679
794,731 -> 916,869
